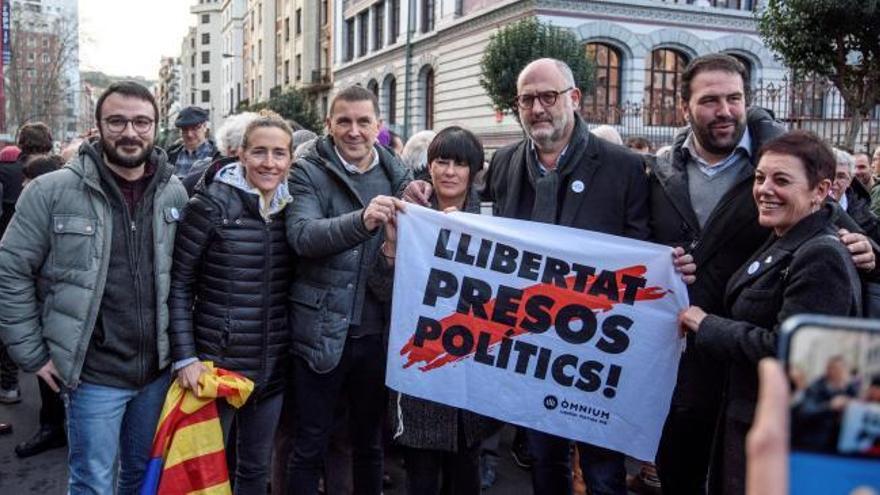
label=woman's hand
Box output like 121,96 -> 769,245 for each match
678,306 -> 707,336
402,180 -> 432,206
177,361 -> 208,394
672,246 -> 696,285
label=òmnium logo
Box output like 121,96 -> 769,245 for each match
543,395 -> 559,410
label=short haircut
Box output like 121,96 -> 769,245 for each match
401,130 -> 437,175
328,85 -> 380,120
241,109 -> 294,154
427,126 -> 484,184
874,148 -> 880,160
833,148 -> 855,175
517,58 -> 576,91
854,151 -> 870,161
17,122 -> 53,155
216,112 -> 259,155
292,129 -> 318,149
23,154 -> 62,180
681,53 -> 748,103
625,135 -> 653,152
95,81 -> 159,126
757,130 -> 835,189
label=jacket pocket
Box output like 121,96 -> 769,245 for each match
51,215 -> 96,271
288,282 -> 327,345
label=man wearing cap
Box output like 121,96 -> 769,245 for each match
167,106 -> 221,177
0,81 -> 187,493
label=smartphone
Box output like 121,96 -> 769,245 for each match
780,315 -> 880,494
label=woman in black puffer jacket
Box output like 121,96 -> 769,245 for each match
168,111 -> 294,494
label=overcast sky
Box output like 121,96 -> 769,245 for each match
79,0 -> 195,79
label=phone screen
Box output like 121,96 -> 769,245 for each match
786,322 -> 880,493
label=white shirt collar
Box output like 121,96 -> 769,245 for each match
334,145 -> 379,175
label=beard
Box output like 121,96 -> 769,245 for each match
690,112 -> 746,157
102,136 -> 154,169
524,112 -> 571,150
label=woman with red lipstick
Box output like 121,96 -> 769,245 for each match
678,130 -> 861,495
373,126 -> 500,495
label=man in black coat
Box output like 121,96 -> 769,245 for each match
409,57 -> 651,495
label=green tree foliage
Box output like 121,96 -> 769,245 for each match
480,17 -> 593,116
758,0 -> 880,149
243,88 -> 323,133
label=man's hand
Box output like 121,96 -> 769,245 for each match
672,247 -> 696,285
830,395 -> 851,412
839,228 -> 876,272
746,358 -> 789,495
363,196 -> 405,232
177,361 -> 208,394
37,359 -> 62,392
402,180 -> 432,206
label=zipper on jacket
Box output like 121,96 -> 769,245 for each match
260,218 -> 272,396
125,208 -> 146,386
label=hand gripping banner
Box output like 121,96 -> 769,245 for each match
386,205 -> 688,461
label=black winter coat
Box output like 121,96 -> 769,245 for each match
649,107 -> 786,410
169,165 -> 293,397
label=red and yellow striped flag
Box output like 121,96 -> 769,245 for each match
140,362 -> 254,495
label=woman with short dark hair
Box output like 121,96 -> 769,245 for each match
374,126 -> 499,495
678,130 -> 861,494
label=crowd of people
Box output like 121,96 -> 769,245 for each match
0,51 -> 878,495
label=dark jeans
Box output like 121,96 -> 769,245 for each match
218,391 -> 284,495
403,427 -> 481,495
0,342 -> 18,389
656,405 -> 718,495
39,378 -> 65,429
527,429 -> 627,495
286,334 -> 386,495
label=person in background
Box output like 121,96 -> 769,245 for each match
852,152 -> 880,217
400,130 -> 436,182
792,355 -> 858,453
678,130 -> 862,495
377,126 -> 500,495
626,136 -> 654,154
589,125 -> 623,146
11,154 -> 68,458
167,106 -> 221,177
170,110 -> 294,494
390,130 -> 405,156
830,148 -> 880,245
180,111 -> 260,194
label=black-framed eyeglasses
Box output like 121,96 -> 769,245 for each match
514,87 -> 574,109
103,116 -> 154,134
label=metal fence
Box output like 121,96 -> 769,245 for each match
584,77 -> 880,153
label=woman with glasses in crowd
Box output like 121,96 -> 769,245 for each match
678,130 -> 862,495
168,110 -> 294,494
371,125 -> 499,495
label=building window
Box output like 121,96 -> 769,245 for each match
190,37 -> 195,48
295,55 -> 301,81
202,70 -> 210,83
420,0 -> 434,33
367,79 -> 379,99
422,67 -> 435,129
201,90 -> 210,103
345,18 -> 355,62
284,17 -> 290,41
295,8 -> 302,35
321,0 -> 328,25
202,33 -> 210,45
644,48 -> 689,126
383,75 -> 397,124
583,43 -> 621,124
201,13 -> 210,23
201,51 -> 210,64
258,39 -> 262,60
390,0 -> 399,44
284,60 -> 290,84
358,11 -> 369,57
374,1 -> 385,51
709,0 -> 755,10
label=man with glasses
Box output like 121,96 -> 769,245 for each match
407,57 -> 650,495
167,106 -> 220,178
0,81 -> 187,494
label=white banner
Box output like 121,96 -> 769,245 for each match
386,205 -> 688,461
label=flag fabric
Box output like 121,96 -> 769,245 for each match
140,362 -> 254,495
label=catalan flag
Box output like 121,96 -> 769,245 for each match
140,362 -> 254,495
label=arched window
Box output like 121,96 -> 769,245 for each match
420,67 -> 435,129
367,79 -> 379,99
644,48 -> 689,126
583,43 -> 621,124
383,75 -> 397,124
